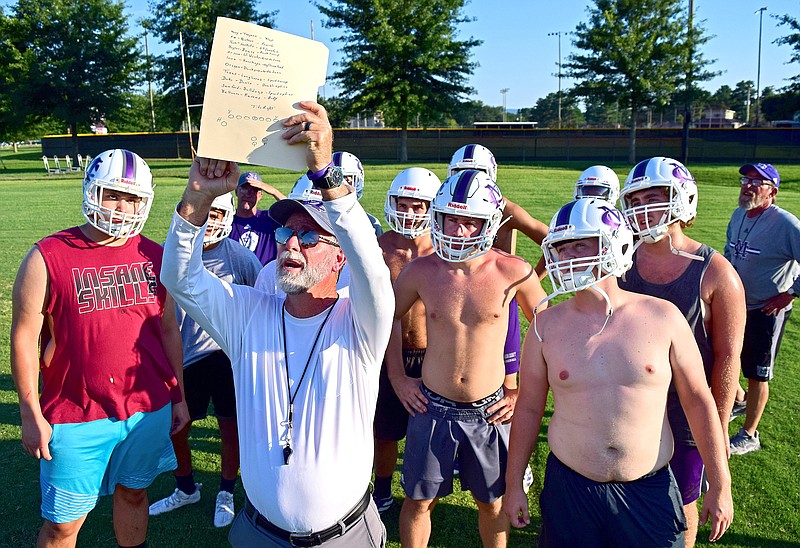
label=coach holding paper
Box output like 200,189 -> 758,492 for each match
162,101 -> 393,547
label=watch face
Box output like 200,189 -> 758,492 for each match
328,166 -> 344,186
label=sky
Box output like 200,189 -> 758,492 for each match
6,0 -> 799,110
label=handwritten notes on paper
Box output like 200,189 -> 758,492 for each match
197,17 -> 329,171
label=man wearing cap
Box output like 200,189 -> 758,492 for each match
161,101 -> 393,547
230,171 -> 285,265
725,162 -> 800,455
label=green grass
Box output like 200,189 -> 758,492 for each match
1,146 -> 799,547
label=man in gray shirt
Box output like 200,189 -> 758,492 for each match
725,162 -> 800,455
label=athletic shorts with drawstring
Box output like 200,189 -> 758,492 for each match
401,383 -> 509,503
539,452 -> 687,548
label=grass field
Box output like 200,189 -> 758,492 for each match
1,146 -> 799,547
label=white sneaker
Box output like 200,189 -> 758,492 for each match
148,483 -> 202,516
214,491 -> 235,527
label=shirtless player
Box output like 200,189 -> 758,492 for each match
390,169 -> 547,548
372,167 -> 441,513
503,199 -> 733,547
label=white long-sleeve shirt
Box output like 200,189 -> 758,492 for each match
162,192 -> 394,532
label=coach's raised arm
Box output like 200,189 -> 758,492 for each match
160,100 -> 395,545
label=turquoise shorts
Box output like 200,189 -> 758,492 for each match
40,403 -> 177,524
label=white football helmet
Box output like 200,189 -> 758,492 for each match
542,199 -> 634,295
619,157 -> 698,243
205,192 -> 235,245
332,151 -> 365,199
448,144 -> 498,181
82,149 -> 154,238
430,170 -> 505,262
575,165 -> 620,203
384,167 -> 441,238
288,175 -> 322,202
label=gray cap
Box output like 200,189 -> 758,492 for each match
269,198 -> 335,235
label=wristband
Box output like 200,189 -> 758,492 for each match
307,162 -> 333,182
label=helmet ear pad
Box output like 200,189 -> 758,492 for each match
430,170 -> 505,262
82,149 -> 154,239
383,168 -> 441,238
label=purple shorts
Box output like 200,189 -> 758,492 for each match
503,297 -> 520,375
670,443 -> 704,505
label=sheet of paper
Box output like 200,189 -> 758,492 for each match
197,17 -> 329,171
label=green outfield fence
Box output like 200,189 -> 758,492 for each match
42,127 -> 800,164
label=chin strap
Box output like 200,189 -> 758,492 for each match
666,232 -> 704,261
532,283 -> 614,342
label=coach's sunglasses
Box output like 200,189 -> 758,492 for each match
275,227 -> 340,249
739,177 -> 775,188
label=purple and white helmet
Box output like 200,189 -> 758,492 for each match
82,149 -> 154,238
205,192 -> 235,245
288,175 -> 323,202
332,151 -> 365,199
448,144 -> 498,182
384,167 -> 441,238
575,165 -> 620,203
619,157 -> 698,243
542,199 -> 633,295
431,170 -> 505,262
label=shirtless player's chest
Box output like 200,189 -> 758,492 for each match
417,269 -> 508,327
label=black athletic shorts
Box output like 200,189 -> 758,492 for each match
374,349 -> 425,441
183,350 -> 237,421
741,307 -> 792,382
539,453 -> 686,548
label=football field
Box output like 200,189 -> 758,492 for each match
0,147 -> 798,546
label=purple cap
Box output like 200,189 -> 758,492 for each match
237,171 -> 271,192
740,163 -> 780,188
269,199 -> 335,235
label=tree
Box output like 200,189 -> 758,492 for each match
453,100 -> 503,127
3,0 -> 140,154
761,91 -> 800,121
565,0 -> 714,163
144,0 -> 275,130
317,0 -> 481,161
774,14 -> 800,91
523,92 -> 584,128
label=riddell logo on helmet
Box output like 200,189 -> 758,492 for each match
447,202 -> 468,210
400,186 -> 419,192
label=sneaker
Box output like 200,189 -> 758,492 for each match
373,494 -> 394,514
523,464 -> 534,494
214,491 -> 235,527
730,428 -> 761,455
729,400 -> 747,422
148,483 -> 202,516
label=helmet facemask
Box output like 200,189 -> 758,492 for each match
204,193 -> 235,246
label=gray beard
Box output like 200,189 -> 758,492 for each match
738,193 -> 768,211
276,251 -> 335,294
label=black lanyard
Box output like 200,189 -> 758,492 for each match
280,296 -> 338,465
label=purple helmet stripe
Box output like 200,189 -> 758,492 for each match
631,159 -> 649,181
122,149 -> 135,180
463,144 -> 476,160
555,200 -> 578,228
452,170 -> 476,203
332,152 -> 342,167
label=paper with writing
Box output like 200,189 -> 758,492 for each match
197,17 -> 329,171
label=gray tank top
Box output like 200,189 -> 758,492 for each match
620,244 -> 716,445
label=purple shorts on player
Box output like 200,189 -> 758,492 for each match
503,297 -> 520,375
670,443 -> 704,505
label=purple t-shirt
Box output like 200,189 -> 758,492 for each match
229,210 -> 280,265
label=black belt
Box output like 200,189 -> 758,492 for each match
244,488 -> 371,547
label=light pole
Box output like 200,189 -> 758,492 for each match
547,32 -> 565,128
500,88 -> 510,122
755,6 -> 767,127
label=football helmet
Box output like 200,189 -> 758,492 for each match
383,167 -> 441,238
619,157 -> 698,243
332,151 -> 365,199
288,175 -> 322,202
542,198 -> 634,295
204,192 -> 235,245
448,144 -> 498,181
574,165 -> 620,203
82,149 -> 154,238
430,170 -> 505,262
